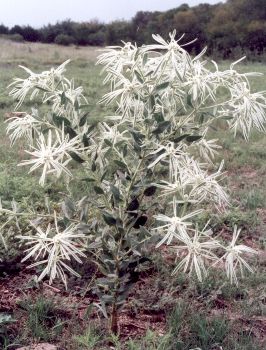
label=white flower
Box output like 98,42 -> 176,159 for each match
9,60 -> 70,109
143,31 -> 193,74
19,213 -> 86,288
155,179 -> 192,202
45,79 -> 87,119
194,137 -> 221,163
154,200 -> 202,248
178,157 -> 229,207
6,113 -> 40,145
19,129 -> 81,186
228,82 -> 266,140
222,226 -> 257,285
172,224 -> 220,281
184,59 -> 217,104
98,122 -> 129,145
97,42 -> 137,86
148,142 -> 184,180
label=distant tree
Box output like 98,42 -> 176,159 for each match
0,24 -> 9,34
73,20 -> 105,46
20,26 -> 40,42
87,31 -> 105,46
245,20 -> 266,54
106,20 -> 132,45
10,25 -> 23,35
132,11 -> 155,44
39,24 -> 59,43
40,20 -> 76,43
55,34 -> 75,46
173,9 -> 202,53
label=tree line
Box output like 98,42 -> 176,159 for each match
0,0 -> 265,59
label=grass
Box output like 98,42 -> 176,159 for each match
0,39 -> 265,349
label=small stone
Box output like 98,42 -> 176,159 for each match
17,344 -> 57,350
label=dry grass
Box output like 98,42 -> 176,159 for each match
0,38 -> 99,65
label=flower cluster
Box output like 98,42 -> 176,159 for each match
19,213 -> 86,288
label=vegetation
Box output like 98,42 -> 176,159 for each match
0,0 -> 265,59
0,37 -> 265,349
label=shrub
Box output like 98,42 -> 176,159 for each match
3,31 -> 266,333
8,33 -> 24,42
54,34 -> 75,46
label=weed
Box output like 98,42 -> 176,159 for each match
19,297 -> 63,342
73,326 -> 101,350
126,330 -> 171,350
190,315 -> 229,350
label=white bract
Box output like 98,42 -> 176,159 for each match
18,129 -> 82,186
6,112 -> 40,145
19,213 -> 86,288
3,31 -> 264,290
222,226 -> 257,285
172,224 -> 220,282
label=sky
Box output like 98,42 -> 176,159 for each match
0,0 -> 224,28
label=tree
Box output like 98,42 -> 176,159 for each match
106,20 -> 132,45
0,24 -> 9,34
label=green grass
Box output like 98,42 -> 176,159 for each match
18,297 -> 64,342
0,40 -> 265,349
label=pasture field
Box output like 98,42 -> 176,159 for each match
0,39 -> 265,350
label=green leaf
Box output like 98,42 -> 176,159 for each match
82,134 -> 90,147
149,95 -> 156,110
154,112 -> 164,123
129,129 -> 144,145
187,94 -> 193,108
127,198 -> 139,211
81,177 -> 95,182
104,139 -> 113,147
65,126 -> 77,139
91,161 -> 97,172
134,70 -> 144,83
186,135 -> 202,142
74,99 -> 79,111
199,111 -> 215,124
144,186 -> 157,196
114,160 -> 128,171
52,114 -> 71,127
133,215 -> 148,228
101,170 -> 108,182
122,144 -> 128,157
37,86 -> 49,93
69,152 -> 85,163
87,124 -> 97,135
79,112 -> 90,127
102,212 -> 116,226
61,91 -> 67,105
94,186 -> 105,195
187,94 -> 194,108
222,116 -> 233,120
62,197 -> 75,219
170,133 -> 190,143
110,185 -> 121,201
152,121 -> 171,135
156,82 -> 170,91
142,53 -> 148,66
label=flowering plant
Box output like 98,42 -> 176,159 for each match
3,31 -> 265,332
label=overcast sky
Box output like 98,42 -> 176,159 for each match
0,0 -> 224,28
